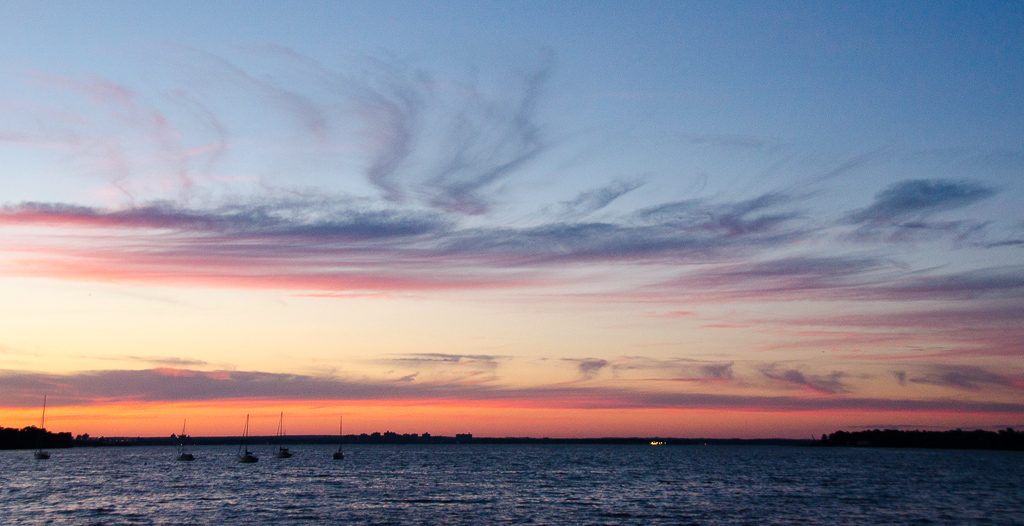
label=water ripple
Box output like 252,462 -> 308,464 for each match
1,444 -> 1021,525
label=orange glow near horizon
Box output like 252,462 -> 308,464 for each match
3,400 -> 1019,440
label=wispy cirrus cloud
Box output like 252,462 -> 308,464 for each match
3,46 -> 811,283
169,45 -> 331,142
258,46 -> 552,216
634,191 -> 804,240
657,255 -> 889,302
20,69 -> 241,202
688,133 -> 785,152
0,187 -> 814,291
422,54 -> 553,215
3,195 -> 1020,325
745,301 -> 1024,363
558,179 -> 644,219
649,253 -> 1024,309
863,268 -> 1024,302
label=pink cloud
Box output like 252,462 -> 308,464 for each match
2,367 -> 1022,415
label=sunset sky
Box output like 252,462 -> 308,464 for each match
1,1 -> 1022,439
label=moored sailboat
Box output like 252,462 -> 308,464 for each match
176,419 -> 195,461
272,412 -> 292,458
333,415 -> 345,460
33,396 -> 50,460
237,414 -> 258,463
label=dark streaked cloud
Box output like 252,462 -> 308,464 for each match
636,192 -> 802,239
5,194 -> 1018,309
651,255 -> 892,303
607,357 -> 735,383
564,358 -> 609,381
395,373 -> 418,383
372,354 -> 508,386
983,238 -> 1024,248
121,356 -> 209,367
674,255 -> 885,290
0,200 -> 449,241
909,365 -> 1021,392
847,179 -> 997,225
2,368 -> 1021,415
866,268 -> 1024,301
379,353 -> 506,373
701,362 -> 734,380
655,255 -> 1024,307
844,179 -> 997,243
384,353 -> 506,366
0,187 -> 815,292
762,366 -> 849,394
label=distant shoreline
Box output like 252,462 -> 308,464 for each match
4,427 -> 1021,451
71,435 -> 813,448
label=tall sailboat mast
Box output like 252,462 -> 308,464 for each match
333,415 -> 345,460
237,414 -> 258,463
176,418 -> 195,461
273,412 -> 292,458
34,396 -> 50,460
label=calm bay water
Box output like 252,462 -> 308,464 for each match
1,444 -> 1021,525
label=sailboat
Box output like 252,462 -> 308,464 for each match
33,396 -> 50,460
333,415 -> 345,460
272,412 -> 292,458
176,419 -> 195,461
237,414 -> 258,463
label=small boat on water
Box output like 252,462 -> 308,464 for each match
237,414 -> 258,463
33,396 -> 50,460
176,419 -> 195,461
273,412 -> 292,458
333,415 -> 345,460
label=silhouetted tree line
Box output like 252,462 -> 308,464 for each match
817,428 -> 1022,451
0,426 -> 73,450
